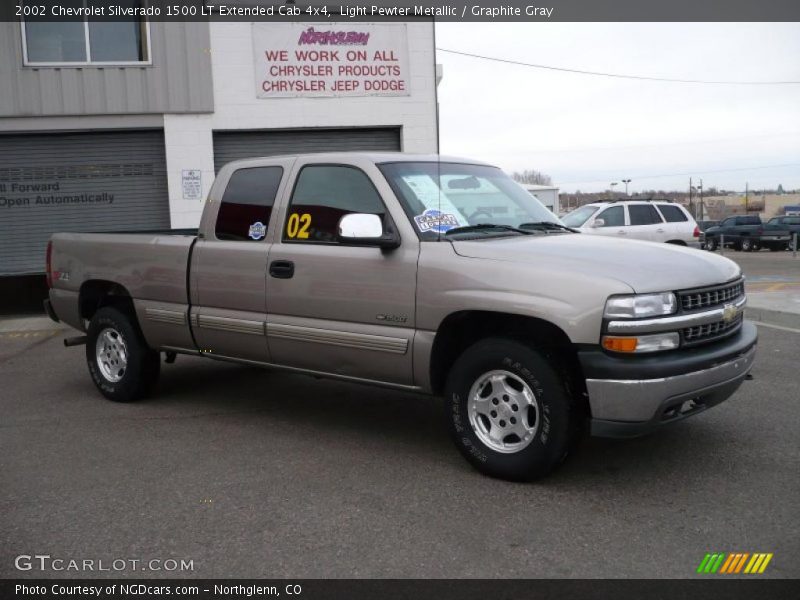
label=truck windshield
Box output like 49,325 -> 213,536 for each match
378,162 -> 563,239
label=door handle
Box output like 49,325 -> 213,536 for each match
617,230 -> 627,235
656,228 -> 665,233
269,260 -> 295,279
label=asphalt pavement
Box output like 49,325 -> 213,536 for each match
1,323 -> 798,579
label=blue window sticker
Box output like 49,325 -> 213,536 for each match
414,209 -> 461,234
248,221 -> 266,240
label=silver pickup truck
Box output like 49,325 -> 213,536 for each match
45,153 -> 757,481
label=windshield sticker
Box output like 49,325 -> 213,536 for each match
414,209 -> 462,234
400,174 -> 469,227
248,221 -> 267,240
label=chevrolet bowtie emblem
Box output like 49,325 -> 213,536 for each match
722,303 -> 737,323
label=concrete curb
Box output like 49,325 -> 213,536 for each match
0,315 -> 68,333
746,307 -> 800,331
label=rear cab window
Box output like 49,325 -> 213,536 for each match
215,167 -> 283,241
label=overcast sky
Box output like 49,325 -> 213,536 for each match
434,23 -> 800,194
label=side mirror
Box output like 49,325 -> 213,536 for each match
338,213 -> 400,250
591,218 -> 605,228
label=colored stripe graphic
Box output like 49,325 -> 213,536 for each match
699,552 -> 773,574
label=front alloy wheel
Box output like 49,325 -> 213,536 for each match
468,370 -> 539,453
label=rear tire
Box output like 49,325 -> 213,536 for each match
443,338 -> 577,481
741,238 -> 757,252
705,238 -> 718,251
86,306 -> 160,402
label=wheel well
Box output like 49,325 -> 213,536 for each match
79,280 -> 135,321
666,240 -> 687,246
429,311 -> 586,400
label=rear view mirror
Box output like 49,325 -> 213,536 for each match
338,213 -> 400,250
592,218 -> 605,228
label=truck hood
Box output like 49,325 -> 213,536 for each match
451,234 -> 741,293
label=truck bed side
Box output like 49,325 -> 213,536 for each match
49,232 -> 197,350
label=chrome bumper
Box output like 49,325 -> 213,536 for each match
587,343 -> 756,438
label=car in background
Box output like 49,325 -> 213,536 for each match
696,220 -> 719,249
703,215 -> 792,252
767,215 -> 800,249
561,200 -> 700,247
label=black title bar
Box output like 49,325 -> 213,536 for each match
3,0 -> 800,22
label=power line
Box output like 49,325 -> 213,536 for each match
525,132 -> 800,155
557,163 -> 800,185
436,48 -> 800,85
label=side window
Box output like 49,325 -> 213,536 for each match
722,218 -> 736,227
284,165 -> 386,243
597,206 -> 624,227
657,204 -> 688,222
628,205 -> 663,226
215,167 -> 283,241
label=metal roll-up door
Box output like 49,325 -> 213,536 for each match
0,130 -> 170,275
213,127 -> 401,173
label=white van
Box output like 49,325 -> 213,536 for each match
562,200 -> 700,247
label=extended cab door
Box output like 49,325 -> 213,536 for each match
189,160 -> 292,362
265,157 -> 419,386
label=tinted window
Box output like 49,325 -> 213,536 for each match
657,204 -> 688,222
215,167 -> 283,242
785,217 -> 800,225
629,205 -> 663,226
722,218 -> 736,227
739,216 -> 760,225
597,206 -> 624,227
285,165 -> 386,243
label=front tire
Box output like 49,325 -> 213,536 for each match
86,306 -> 160,402
444,338 -> 577,481
705,238 -> 718,251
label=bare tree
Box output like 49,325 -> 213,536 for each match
512,169 -> 553,186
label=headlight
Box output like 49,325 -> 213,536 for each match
604,292 -> 677,319
602,332 -> 680,353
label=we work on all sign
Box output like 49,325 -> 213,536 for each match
261,29 -> 406,94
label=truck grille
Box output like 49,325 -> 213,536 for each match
679,280 -> 744,312
683,313 -> 743,345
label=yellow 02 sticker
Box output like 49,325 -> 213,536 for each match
286,213 -> 311,239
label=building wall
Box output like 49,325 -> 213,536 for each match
0,21 -> 213,118
163,20 -> 439,227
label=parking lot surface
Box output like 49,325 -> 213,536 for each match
1,325 -> 798,579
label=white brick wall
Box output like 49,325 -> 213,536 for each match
164,21 -> 438,227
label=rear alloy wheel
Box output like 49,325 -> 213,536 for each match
444,338 -> 578,481
86,306 -> 160,402
741,238 -> 757,252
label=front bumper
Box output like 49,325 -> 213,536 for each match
579,321 -> 757,438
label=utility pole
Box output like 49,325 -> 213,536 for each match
745,182 -> 749,213
698,179 -> 704,221
622,178 -> 631,196
689,177 -> 694,217
610,182 -> 618,197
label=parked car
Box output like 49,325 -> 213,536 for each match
703,215 -> 792,252
561,200 -> 701,247
45,153 -> 756,481
766,216 -> 800,249
696,220 -> 719,249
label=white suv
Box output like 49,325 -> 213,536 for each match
562,200 -> 701,247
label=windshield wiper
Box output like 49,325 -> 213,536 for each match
518,221 -> 580,233
444,223 -> 534,236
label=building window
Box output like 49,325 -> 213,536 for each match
22,1 -> 150,66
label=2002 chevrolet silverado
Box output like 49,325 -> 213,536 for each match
45,153 -> 757,481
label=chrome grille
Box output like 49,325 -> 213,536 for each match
683,313 -> 743,345
679,280 -> 744,312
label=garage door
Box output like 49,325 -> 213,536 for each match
0,130 -> 170,275
213,127 -> 401,173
